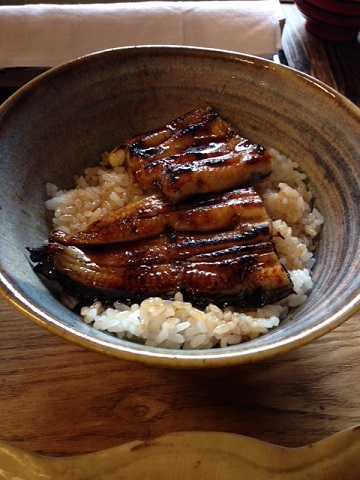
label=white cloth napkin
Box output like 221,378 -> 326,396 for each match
0,1 -> 281,68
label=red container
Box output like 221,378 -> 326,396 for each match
294,0 -> 360,41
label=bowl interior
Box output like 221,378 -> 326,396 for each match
0,46 -> 360,368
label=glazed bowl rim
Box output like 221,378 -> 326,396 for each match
1,45 -> 360,368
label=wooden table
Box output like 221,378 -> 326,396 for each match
1,4 -> 360,458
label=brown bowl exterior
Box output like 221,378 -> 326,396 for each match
0,46 -> 360,368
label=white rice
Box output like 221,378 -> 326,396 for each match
45,148 -> 324,349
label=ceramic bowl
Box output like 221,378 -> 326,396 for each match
294,0 -> 360,41
0,46 -> 360,368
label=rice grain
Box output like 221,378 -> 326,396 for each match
49,148 -> 324,349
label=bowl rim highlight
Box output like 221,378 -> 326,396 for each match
0,45 -> 360,368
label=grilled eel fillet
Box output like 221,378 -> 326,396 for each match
50,188 -> 270,246
30,188 -> 294,308
110,105 -> 272,202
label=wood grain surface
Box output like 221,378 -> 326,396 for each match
281,4 -> 360,107
1,4 -> 360,458
1,296 -> 360,457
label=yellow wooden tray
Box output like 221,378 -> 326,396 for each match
1,427 -> 360,479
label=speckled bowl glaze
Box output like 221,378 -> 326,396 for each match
0,46 -> 359,368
